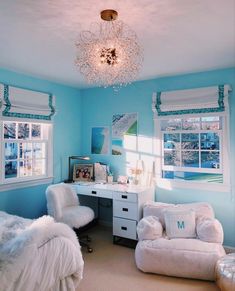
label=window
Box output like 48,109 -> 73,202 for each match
152,84 -> 231,190
0,120 -> 53,188
160,116 -> 224,183
0,83 -> 55,190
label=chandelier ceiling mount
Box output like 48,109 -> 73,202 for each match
100,9 -> 118,21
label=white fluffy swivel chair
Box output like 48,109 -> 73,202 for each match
46,183 -> 95,252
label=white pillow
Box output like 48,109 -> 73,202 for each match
143,201 -> 214,229
196,218 -> 224,244
137,216 -> 163,241
164,209 -> 196,239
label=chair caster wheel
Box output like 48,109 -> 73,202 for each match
88,247 -> 93,253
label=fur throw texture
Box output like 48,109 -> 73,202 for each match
0,211 -> 81,291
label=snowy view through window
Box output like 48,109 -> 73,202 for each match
3,122 -> 47,180
160,116 -> 223,183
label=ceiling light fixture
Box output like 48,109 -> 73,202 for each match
75,9 -> 143,89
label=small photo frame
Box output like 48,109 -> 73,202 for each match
73,164 -> 93,182
94,162 -> 108,183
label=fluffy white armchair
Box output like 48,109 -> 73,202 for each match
46,183 -> 95,252
135,202 -> 226,281
46,183 -> 94,229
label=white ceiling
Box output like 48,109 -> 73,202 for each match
0,0 -> 234,88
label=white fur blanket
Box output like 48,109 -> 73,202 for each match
0,211 -> 83,291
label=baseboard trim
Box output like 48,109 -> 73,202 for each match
223,245 -> 235,254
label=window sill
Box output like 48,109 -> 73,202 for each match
157,178 -> 230,193
0,177 -> 53,192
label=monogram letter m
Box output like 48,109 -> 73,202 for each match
177,221 -> 185,229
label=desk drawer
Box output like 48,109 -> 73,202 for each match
113,217 -> 137,240
75,186 -> 112,199
113,201 -> 138,220
113,191 -> 137,203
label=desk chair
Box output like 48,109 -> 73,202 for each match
46,183 -> 94,252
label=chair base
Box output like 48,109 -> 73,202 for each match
79,234 -> 93,253
135,239 -> 225,280
73,225 -> 94,253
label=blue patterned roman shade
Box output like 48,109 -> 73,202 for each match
0,84 -> 55,121
152,85 -> 231,117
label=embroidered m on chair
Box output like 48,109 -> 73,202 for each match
177,221 -> 185,229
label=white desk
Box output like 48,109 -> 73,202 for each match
72,183 -> 154,243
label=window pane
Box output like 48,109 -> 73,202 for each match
19,143 -> 32,159
182,133 -> 199,149
18,123 -> 30,139
5,161 -> 17,179
164,150 -> 180,166
162,170 -> 175,179
33,143 -> 45,159
182,118 -> 200,130
201,133 -> 219,150
32,124 -> 41,139
201,117 -> 219,122
201,116 -> 220,130
5,143 -> 18,159
2,121 -> 50,181
33,159 -> 45,176
161,119 -> 181,131
164,133 -> 180,149
19,160 -> 32,177
4,123 -> 16,139
201,151 -> 220,169
162,171 -> 223,183
182,151 -> 199,167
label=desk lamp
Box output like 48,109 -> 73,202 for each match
64,156 -> 90,183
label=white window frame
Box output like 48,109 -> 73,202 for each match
0,118 -> 53,191
154,112 -> 230,192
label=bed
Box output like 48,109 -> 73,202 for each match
0,211 -> 84,291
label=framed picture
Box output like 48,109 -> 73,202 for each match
94,162 -> 108,183
112,113 -> 138,139
91,127 -> 109,154
73,164 -> 93,182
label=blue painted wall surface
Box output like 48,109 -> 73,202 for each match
0,68 -> 81,218
80,68 -> 235,246
1,67 -> 234,246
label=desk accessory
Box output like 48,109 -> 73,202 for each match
73,164 -> 93,182
64,156 -> 90,183
117,175 -> 128,184
94,162 -> 109,183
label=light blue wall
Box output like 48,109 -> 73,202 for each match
0,68 -> 81,218
80,68 -> 235,246
1,67 -> 234,246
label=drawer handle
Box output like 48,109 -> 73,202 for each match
121,226 -> 127,231
122,208 -> 128,212
91,190 -> 97,194
121,195 -> 128,199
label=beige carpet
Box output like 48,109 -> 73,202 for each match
78,225 -> 219,291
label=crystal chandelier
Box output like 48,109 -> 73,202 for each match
75,9 -> 143,88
